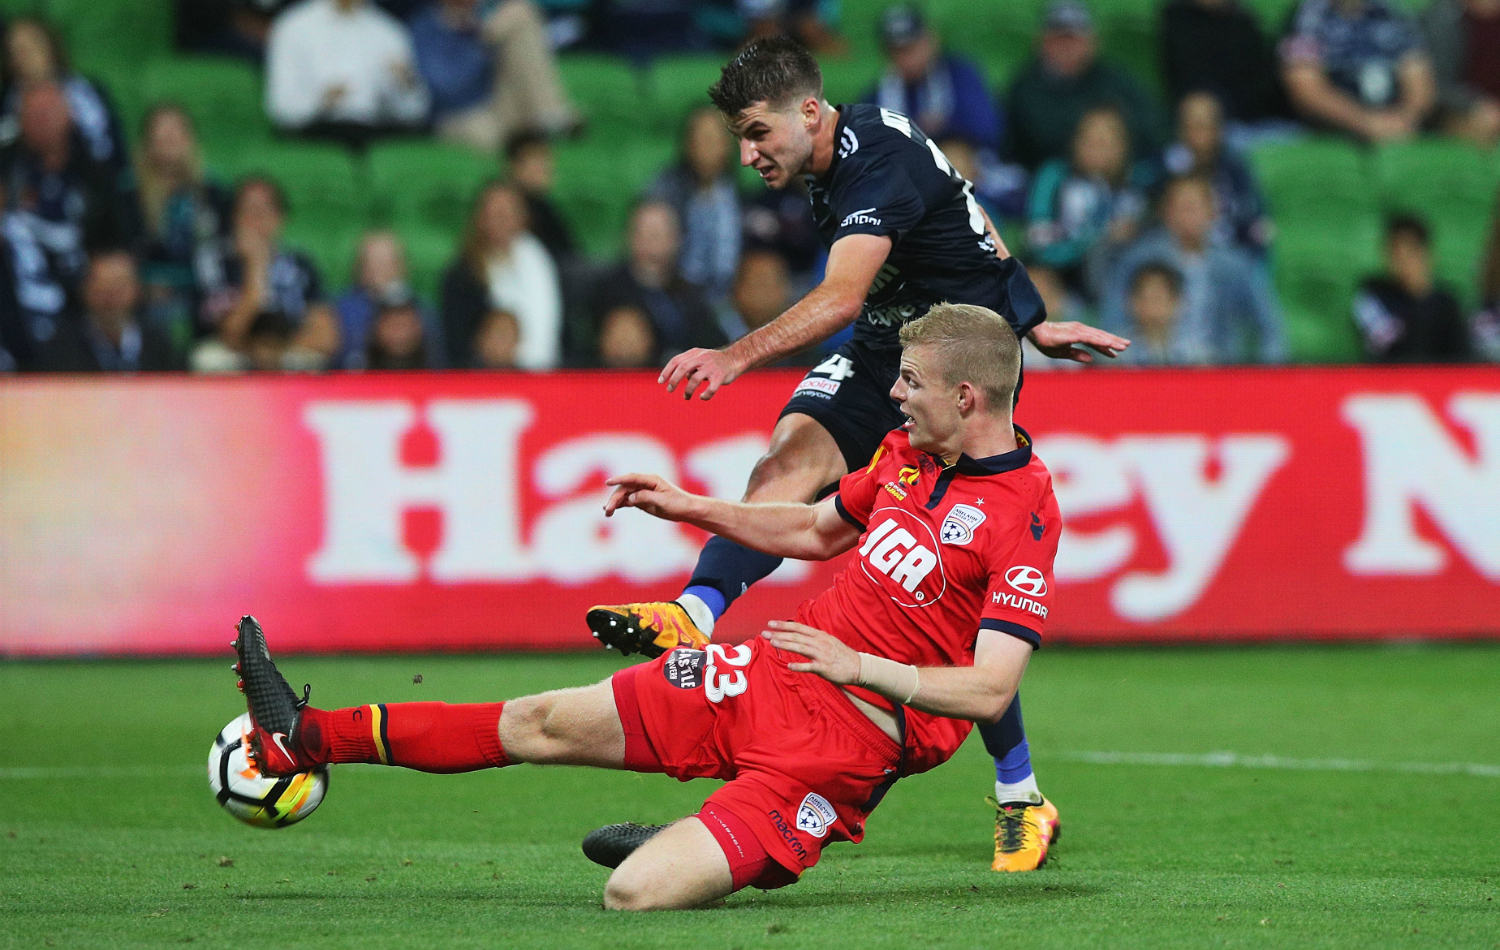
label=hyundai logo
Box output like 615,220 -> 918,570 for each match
1005,566 -> 1047,596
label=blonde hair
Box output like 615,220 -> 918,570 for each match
898,302 -> 1020,411
135,103 -> 205,241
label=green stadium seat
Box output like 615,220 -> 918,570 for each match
644,55 -> 725,132
1250,137 -> 1374,228
208,142 -> 371,238
819,56 -> 882,106
282,224 -> 364,295
559,54 -> 647,134
1372,140 -> 1499,307
1271,225 -> 1380,363
395,226 -> 458,306
47,0 -> 171,69
140,58 -> 272,153
551,137 -> 673,259
367,142 -> 498,234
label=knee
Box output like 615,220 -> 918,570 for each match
602,875 -> 648,912
744,445 -> 816,501
498,695 -> 561,763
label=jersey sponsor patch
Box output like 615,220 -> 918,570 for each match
940,503 -> 986,546
858,507 -> 947,608
795,792 -> 837,839
662,648 -> 706,689
794,376 -> 842,398
840,207 -> 881,229
1005,565 -> 1047,596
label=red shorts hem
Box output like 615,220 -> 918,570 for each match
697,804 -> 799,891
610,664 -> 665,773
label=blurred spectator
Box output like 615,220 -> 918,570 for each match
862,5 -> 1000,152
1158,92 -> 1271,256
441,180 -> 561,369
1018,262 -> 1087,370
135,104 -> 233,354
0,17 -> 130,178
364,292 -> 432,369
507,131 -> 576,262
1477,191 -> 1500,360
41,250 -> 180,372
409,0 -> 580,153
0,81 -> 137,308
1003,0 -> 1165,170
596,302 -> 658,368
0,176 -> 65,361
729,0 -> 847,56
1103,174 -> 1286,364
648,106 -> 741,306
266,0 -> 430,148
1112,261 -> 1210,365
939,135 -> 1028,222
176,0 -> 296,60
472,307 -> 520,368
1280,0 -> 1435,142
728,248 -> 789,338
1421,0 -> 1500,148
1352,213 -> 1470,361
194,176 -> 338,371
335,230 -> 444,369
742,184 -> 821,290
1159,0 -> 1287,131
1026,106 -> 1151,300
587,199 -> 726,365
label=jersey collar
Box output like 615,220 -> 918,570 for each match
950,425 -> 1034,476
808,105 -> 850,186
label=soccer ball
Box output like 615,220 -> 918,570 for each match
207,713 -> 328,828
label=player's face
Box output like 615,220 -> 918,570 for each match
891,345 -> 961,455
727,99 -> 815,190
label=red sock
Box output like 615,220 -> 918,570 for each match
298,702 -> 509,773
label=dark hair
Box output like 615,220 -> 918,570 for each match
3,15 -> 69,82
708,36 -> 823,116
504,129 -> 550,162
235,174 -> 290,217
1385,212 -> 1431,248
1130,261 -> 1183,297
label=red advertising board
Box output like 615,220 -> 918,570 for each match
2,366 -> 1498,655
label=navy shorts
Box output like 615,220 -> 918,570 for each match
779,339 -> 905,473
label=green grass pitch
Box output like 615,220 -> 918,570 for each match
3,643 -> 1498,949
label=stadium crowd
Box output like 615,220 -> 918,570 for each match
0,0 -> 1497,373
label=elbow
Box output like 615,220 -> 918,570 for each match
979,688 -> 1018,725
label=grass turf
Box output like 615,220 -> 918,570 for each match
2,643 -> 1498,949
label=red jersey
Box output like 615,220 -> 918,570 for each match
795,426 -> 1061,775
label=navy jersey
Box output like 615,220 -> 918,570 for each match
805,103 -> 1046,350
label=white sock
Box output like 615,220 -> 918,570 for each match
995,774 -> 1042,805
675,594 -> 715,638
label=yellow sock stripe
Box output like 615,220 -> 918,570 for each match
369,705 -> 390,765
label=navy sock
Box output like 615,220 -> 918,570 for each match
979,692 -> 1034,783
685,536 -> 784,613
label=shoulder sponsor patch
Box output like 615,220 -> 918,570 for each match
795,793 -> 837,839
840,207 -> 881,229
940,503 -> 986,546
793,377 -> 842,398
661,648 -> 705,689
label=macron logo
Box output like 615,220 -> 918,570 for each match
838,126 -> 859,158
841,207 -> 881,228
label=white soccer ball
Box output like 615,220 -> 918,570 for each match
207,713 -> 328,829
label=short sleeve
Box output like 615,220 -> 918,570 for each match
829,153 -> 926,245
833,438 -> 898,529
979,488 -> 1062,649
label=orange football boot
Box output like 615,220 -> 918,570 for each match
988,796 -> 1061,872
585,601 -> 710,658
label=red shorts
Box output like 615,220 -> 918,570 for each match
611,639 -> 902,888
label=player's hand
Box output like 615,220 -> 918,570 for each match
1027,321 -> 1130,364
761,620 -> 860,685
602,472 -> 698,521
659,347 -> 743,401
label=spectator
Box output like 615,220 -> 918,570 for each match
1352,213 -> 1470,361
440,179 -> 561,369
1112,261 -> 1210,365
134,103 -> 233,353
1421,0 -> 1500,148
729,247 -> 789,338
1103,174 -> 1286,364
1026,106 -> 1152,300
1159,0 -> 1287,131
742,184 -> 822,291
1018,262 -> 1087,370
334,230 -> 444,369
0,17 -> 130,178
265,0 -> 430,148
176,0 -> 298,60
1158,92 -> 1272,256
647,106 -> 742,307
862,4 -> 1000,152
364,292 -> 431,370
506,131 -> 576,263
194,175 -> 338,371
409,0 -> 580,153
1280,0 -> 1436,142
0,176 -> 62,363
0,82 -> 137,308
596,302 -> 659,368
472,307 -> 520,368
1003,0 -> 1166,170
731,0 -> 847,56
41,250 -> 180,372
587,199 -> 726,364
1477,190 -> 1500,360
939,135 -> 1028,222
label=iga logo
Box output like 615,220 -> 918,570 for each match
1005,565 -> 1047,596
795,793 -> 837,839
858,508 -> 947,607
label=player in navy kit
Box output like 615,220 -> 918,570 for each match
585,37 -> 1129,871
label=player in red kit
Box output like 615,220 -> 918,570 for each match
229,302 -> 1060,910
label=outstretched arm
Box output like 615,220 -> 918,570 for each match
762,623 -> 1032,722
659,233 -> 892,400
603,473 -> 862,561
